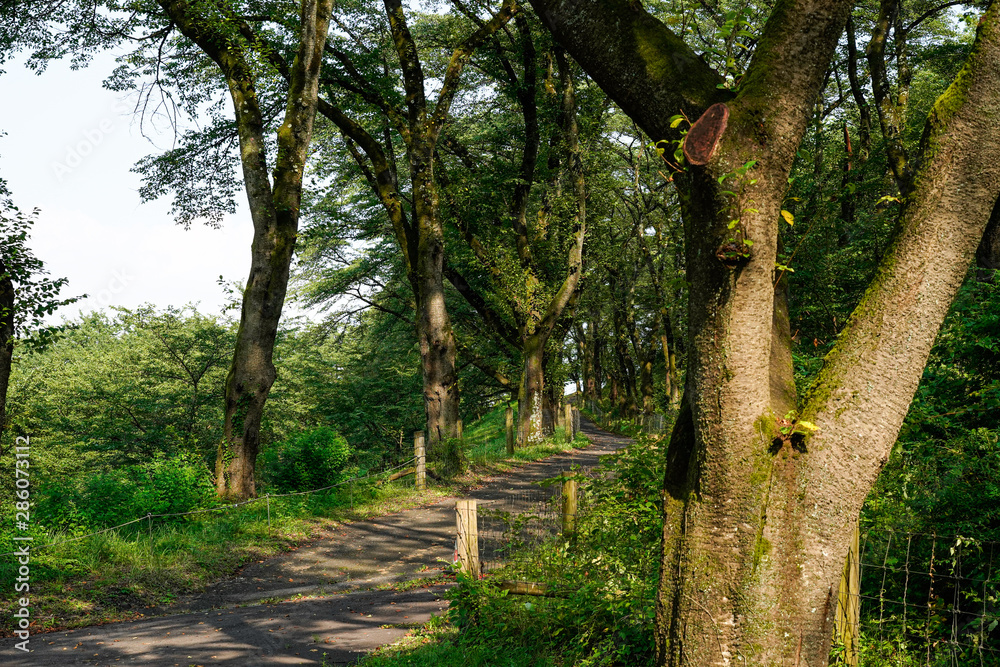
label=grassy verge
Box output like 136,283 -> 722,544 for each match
361,622 -> 555,667
0,404 -> 584,636
460,404 -> 586,478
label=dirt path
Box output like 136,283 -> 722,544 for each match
1,420 -> 630,666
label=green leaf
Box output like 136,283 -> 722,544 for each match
668,115 -> 684,128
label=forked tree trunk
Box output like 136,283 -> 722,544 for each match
514,48 -> 587,447
531,0 -> 1000,663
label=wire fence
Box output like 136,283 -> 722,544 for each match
478,487 -> 582,578
474,467 -> 613,579
0,456 -> 418,558
470,479 -> 1000,664
834,529 -> 1000,666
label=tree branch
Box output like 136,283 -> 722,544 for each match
443,265 -> 520,349
527,0 -> 728,141
430,0 -> 518,139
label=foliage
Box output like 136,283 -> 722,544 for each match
36,453 -> 216,531
439,434 -> 665,667
854,275 -> 1000,662
3,307 -> 234,470
0,174 -> 80,336
258,426 -> 351,493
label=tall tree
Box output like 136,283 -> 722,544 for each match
529,1 -> 1000,664
153,0 -> 334,499
3,0 -> 336,498
434,26 -> 593,446
299,0 -> 516,445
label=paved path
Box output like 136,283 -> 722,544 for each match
1,420 -> 630,666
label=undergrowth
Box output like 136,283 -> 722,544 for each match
0,404 -> 581,635
361,431 -> 665,667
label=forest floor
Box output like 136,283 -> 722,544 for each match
0,420 -> 630,666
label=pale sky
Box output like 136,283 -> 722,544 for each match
0,50 -> 260,322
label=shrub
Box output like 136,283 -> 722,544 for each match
435,437 -> 468,477
36,453 -> 215,530
259,426 -> 351,493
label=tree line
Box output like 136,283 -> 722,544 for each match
3,1 -> 1000,664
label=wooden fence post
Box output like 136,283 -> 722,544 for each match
414,431 -> 426,492
834,519 -> 861,665
455,499 -> 480,578
505,406 -> 515,454
457,418 -> 463,442
562,476 -> 578,536
572,407 -> 580,437
564,403 -> 573,443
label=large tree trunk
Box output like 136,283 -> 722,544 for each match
160,0 -> 333,500
530,0 -> 1000,664
517,334 -> 546,445
218,219 -> 293,498
412,151 -> 460,445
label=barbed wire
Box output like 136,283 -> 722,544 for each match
0,456 -> 418,557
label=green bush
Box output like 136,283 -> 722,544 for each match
259,426 -> 351,493
435,437 -> 468,477
36,453 -> 215,530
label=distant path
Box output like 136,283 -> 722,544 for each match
0,420 -> 630,666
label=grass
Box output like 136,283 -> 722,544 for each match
359,620 -> 556,667
463,404 -> 583,472
357,432 -> 663,667
0,404 -> 585,637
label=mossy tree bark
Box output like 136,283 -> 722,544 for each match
158,0 -> 334,500
531,0 -> 1000,664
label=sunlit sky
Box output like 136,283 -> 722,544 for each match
0,50 -> 260,322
